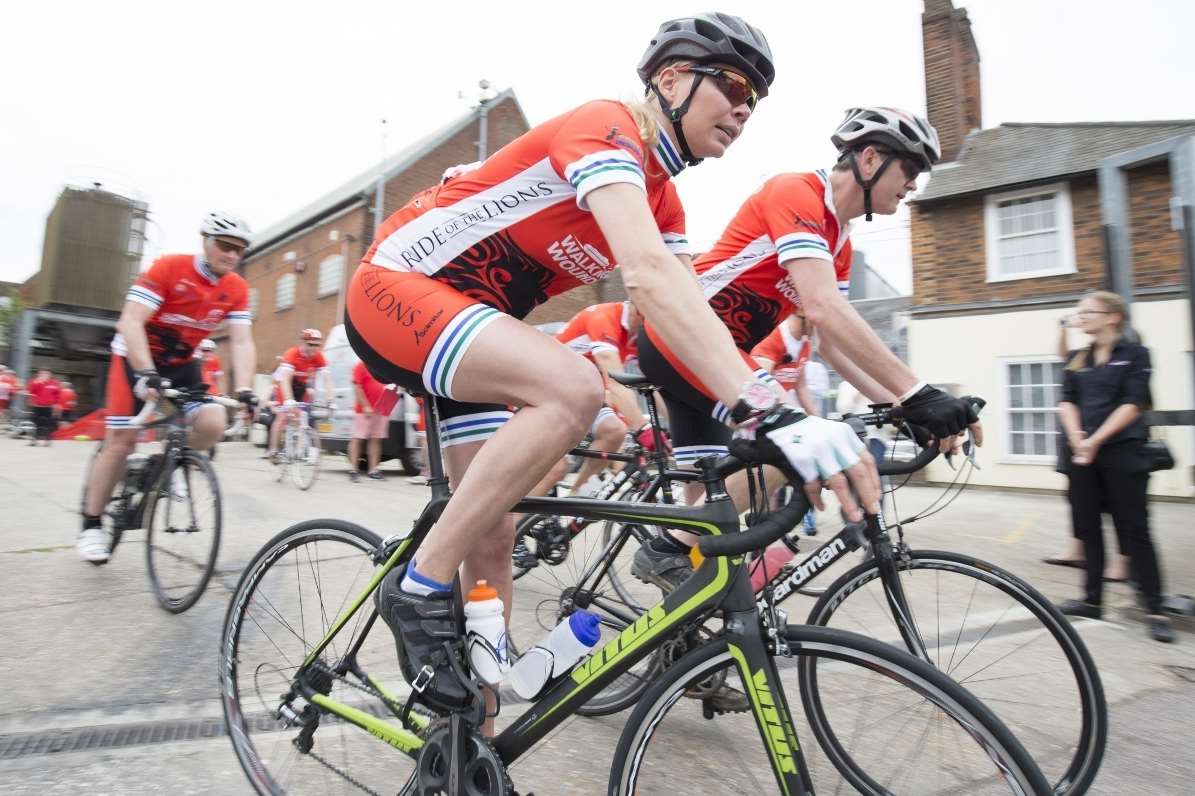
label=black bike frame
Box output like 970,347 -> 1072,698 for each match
294,395 -> 811,793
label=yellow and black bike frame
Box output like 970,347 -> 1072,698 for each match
287,395 -> 811,794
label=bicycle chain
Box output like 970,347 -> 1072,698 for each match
305,746 -> 381,796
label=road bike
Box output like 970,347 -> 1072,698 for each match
82,385 -> 238,612
273,401 -> 329,490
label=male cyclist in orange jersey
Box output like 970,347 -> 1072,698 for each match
78,212 -> 259,564
342,14 -> 891,714
630,107 -> 983,591
265,328 -> 333,461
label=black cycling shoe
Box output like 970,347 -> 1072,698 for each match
631,539 -> 694,593
375,567 -> 471,713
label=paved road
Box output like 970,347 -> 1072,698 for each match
0,438 -> 1191,794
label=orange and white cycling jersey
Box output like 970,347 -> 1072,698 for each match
276,346 -> 328,392
555,301 -> 638,366
750,323 -> 811,392
116,254 -> 251,367
362,100 -> 690,320
695,170 -> 853,351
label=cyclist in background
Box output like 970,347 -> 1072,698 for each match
77,212 -> 259,564
751,312 -> 819,416
265,328 -> 333,462
631,107 -> 982,591
196,338 -> 227,395
57,380 -> 78,423
0,366 -> 22,427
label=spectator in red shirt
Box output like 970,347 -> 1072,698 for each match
57,381 -> 78,422
349,360 -> 390,482
0,366 -> 22,425
25,369 -> 61,445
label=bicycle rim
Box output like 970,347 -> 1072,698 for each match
221,519 -> 424,795
803,550 -> 1105,796
511,514 -> 661,717
612,626 -> 1050,795
145,451 -> 221,613
291,428 -> 321,490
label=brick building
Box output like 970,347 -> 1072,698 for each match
215,90 -> 532,378
909,0 -> 1194,496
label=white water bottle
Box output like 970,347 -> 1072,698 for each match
464,580 -> 508,684
506,610 -> 601,700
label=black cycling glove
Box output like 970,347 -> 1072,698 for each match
900,385 -> 979,442
237,389 -> 259,408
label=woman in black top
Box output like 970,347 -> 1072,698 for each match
1056,291 -> 1173,643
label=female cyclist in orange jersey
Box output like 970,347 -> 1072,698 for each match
345,14 -> 880,712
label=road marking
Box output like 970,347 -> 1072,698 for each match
1000,513 -> 1037,544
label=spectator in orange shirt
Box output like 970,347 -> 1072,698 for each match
57,381 -> 78,422
349,360 -> 390,482
0,366 -> 22,426
25,368 -> 61,446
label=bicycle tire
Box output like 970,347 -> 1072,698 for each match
802,549 -> 1106,796
221,519 -> 427,795
291,427 -> 321,490
611,624 -> 1051,795
145,450 -> 221,613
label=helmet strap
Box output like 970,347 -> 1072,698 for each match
649,74 -> 706,167
845,150 -> 898,222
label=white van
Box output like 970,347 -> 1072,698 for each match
320,324 -> 422,474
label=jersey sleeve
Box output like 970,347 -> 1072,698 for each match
277,347 -> 298,373
761,176 -> 835,266
313,351 -> 329,371
550,102 -> 649,211
226,277 -> 252,325
127,256 -> 177,310
654,181 -> 691,258
352,361 -> 367,387
584,310 -> 622,357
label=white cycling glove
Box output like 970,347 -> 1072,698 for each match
746,407 -> 866,483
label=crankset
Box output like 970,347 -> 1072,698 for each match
413,717 -> 513,795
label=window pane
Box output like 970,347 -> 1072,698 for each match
1010,386 -> 1024,408
1030,363 -> 1044,384
1033,433 -> 1048,455
1012,433 -> 1025,455
276,274 -> 296,310
1011,414 -> 1025,432
1009,364 -> 1024,386
1045,432 -> 1058,456
1032,386 -> 1046,407
318,256 -> 344,298
1032,413 -> 1046,432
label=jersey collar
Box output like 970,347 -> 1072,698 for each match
815,169 -> 854,254
652,128 -> 686,178
620,301 -> 632,331
194,254 -> 221,285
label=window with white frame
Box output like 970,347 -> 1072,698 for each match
984,183 -> 1076,282
248,288 -> 260,319
318,255 -> 344,298
1006,359 -> 1066,459
275,273 -> 296,311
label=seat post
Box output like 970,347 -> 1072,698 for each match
421,396 -> 450,496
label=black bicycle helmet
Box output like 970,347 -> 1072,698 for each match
637,13 -> 775,167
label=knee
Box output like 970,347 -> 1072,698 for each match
193,407 -> 225,437
106,431 -> 137,456
545,363 -> 604,436
596,416 -> 627,449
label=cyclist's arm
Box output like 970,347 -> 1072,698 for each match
816,335 -> 896,404
587,184 -> 753,407
228,323 -> 256,393
318,368 -> 335,403
592,349 -> 646,428
793,367 -> 820,417
785,260 -> 912,400
115,300 -> 158,373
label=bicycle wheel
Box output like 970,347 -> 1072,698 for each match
221,519 -> 425,795
803,549 -> 1106,796
291,427 -> 321,490
612,624 -> 1051,795
145,450 -> 221,613
511,512 -> 661,718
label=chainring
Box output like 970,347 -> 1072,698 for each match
412,720 -> 513,796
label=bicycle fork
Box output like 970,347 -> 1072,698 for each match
867,516 -> 932,665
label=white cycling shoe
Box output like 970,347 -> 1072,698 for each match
77,527 -> 114,565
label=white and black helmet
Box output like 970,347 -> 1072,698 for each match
832,106 -> 942,172
637,12 -> 776,100
200,211 -> 253,246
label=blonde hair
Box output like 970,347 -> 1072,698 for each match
624,99 -> 661,150
1065,290 -> 1130,371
